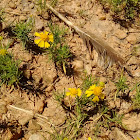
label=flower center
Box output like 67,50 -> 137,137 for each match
71,89 -> 78,95
40,34 -> 49,41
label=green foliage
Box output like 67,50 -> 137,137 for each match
48,23 -> 72,74
0,8 -> 5,22
12,17 -> 33,46
49,23 -> 68,44
0,49 -> 22,86
35,0 -> 46,13
132,83 -> 140,109
115,74 -> 128,94
50,0 -> 58,7
100,0 -> 139,25
81,74 -> 97,92
94,107 -> 124,136
132,45 -> 140,56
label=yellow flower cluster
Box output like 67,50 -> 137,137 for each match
0,49 -> 7,56
85,82 -> 105,102
66,88 -> 82,98
34,31 -> 53,48
66,82 -> 105,102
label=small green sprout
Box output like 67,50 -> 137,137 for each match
0,47 -> 22,86
12,17 -> 34,46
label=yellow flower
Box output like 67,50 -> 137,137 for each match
85,84 -> 96,97
92,96 -> 99,102
0,49 -> 7,56
85,84 -> 105,102
0,36 -> 3,41
85,84 -> 102,97
88,137 -> 92,140
63,138 -> 68,140
99,93 -> 105,100
66,88 -> 82,97
34,31 -> 53,48
93,86 -> 102,96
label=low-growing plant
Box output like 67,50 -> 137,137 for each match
34,23 -> 72,74
12,17 -> 34,46
94,107 -> 124,136
35,0 -> 46,14
0,8 -> 4,22
115,74 -> 129,99
99,0 -> 139,26
0,40 -> 22,86
50,0 -> 58,7
132,83 -> 140,110
52,78 -> 106,139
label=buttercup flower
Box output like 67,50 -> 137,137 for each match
0,49 -> 7,56
66,88 -> 82,97
34,31 -> 53,48
92,96 -> 99,102
88,137 -> 92,140
85,84 -> 105,102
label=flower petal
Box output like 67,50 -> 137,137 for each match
34,38 -> 42,45
38,40 -> 45,48
92,96 -> 99,102
77,88 -> 82,97
85,90 -> 93,97
89,84 -> 96,90
88,137 -> 92,140
48,34 -> 54,42
99,93 -> 105,100
66,92 -> 71,96
34,32 -> 41,37
44,41 -> 50,48
44,31 -> 49,35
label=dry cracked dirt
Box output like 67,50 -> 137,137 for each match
0,0 -> 140,140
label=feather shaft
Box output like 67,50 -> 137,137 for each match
45,3 -> 133,77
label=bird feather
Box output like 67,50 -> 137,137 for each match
45,3 -> 133,76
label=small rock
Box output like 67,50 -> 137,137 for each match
126,34 -> 137,44
115,29 -> 127,39
2,128 -> 13,140
122,113 -> 140,131
23,69 -> 32,79
128,56 -> 138,65
108,100 -> 116,109
8,2 -> 17,9
99,77 -> 107,83
84,63 -> 92,75
98,13 -> 106,20
109,127 -> 133,140
35,17 -> 44,30
29,3 -> 34,9
72,59 -> 84,72
29,133 -> 45,140
133,69 -> 140,77
120,101 -> 131,113
19,15 -> 27,21
35,99 -> 45,113
0,101 -> 8,114
18,114 -> 33,126
28,119 -> 41,130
